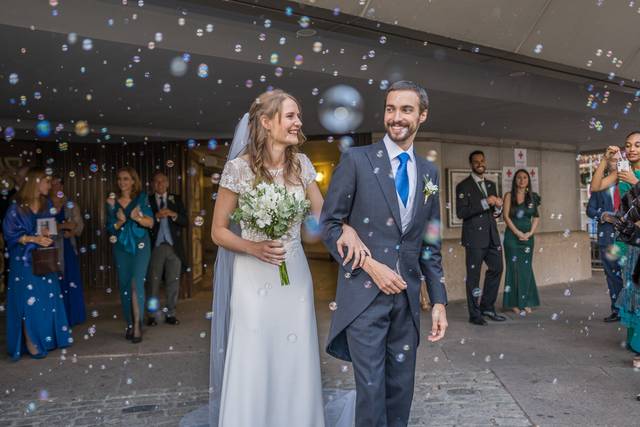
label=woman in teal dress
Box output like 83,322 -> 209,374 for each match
106,167 -> 154,343
502,169 -> 541,315
590,132 -> 640,355
3,168 -> 71,360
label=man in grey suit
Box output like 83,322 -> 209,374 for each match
321,81 -> 448,427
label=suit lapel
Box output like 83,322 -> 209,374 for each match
366,141 -> 402,233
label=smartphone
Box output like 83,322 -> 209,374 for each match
617,159 -> 630,172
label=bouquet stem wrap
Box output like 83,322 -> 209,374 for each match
279,262 -> 290,286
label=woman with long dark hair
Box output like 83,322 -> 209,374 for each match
590,132 -> 640,354
502,169 -> 541,315
3,168 -> 71,359
106,167 -> 153,343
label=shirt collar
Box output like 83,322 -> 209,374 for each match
156,192 -> 167,200
383,134 -> 414,163
471,172 -> 484,183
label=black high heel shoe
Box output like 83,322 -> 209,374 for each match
125,326 -> 133,340
131,321 -> 143,344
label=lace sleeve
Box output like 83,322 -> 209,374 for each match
298,154 -> 317,187
219,159 -> 243,193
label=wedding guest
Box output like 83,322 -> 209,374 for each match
3,168 -> 71,360
146,171 -> 187,326
0,166 -> 29,296
586,187 -> 623,322
106,167 -> 153,343
590,132 -> 640,352
456,150 -> 506,325
502,169 -> 541,315
50,176 -> 86,326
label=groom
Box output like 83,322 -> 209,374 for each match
321,81 -> 448,427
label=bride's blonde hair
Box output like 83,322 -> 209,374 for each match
246,90 -> 306,186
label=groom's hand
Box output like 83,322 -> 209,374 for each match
362,258 -> 407,295
428,303 -> 447,342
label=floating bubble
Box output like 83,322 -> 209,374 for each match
379,35 -> 387,44
211,173 -> 221,184
187,139 -> 197,149
234,44 -> 242,53
8,73 -> 18,85
126,378 -> 133,385
364,280 -> 372,289
471,288 -> 482,298
199,331 -> 206,338
194,216 -> 204,227
75,120 -> 89,136
207,139 -> 218,150
312,41 -> 323,53
166,160 -> 175,168
82,39 -> 93,51
147,297 -> 159,312
287,333 -> 297,343
27,297 -> 36,306
338,136 -> 354,153
299,16 -> 310,28
36,120 -> 51,138
125,78 -> 134,88
318,85 -> 364,133
4,127 -> 15,142
563,289 -> 571,297
423,220 -> 441,245
197,63 -> 209,78
329,301 -> 338,311
170,57 -> 188,77
386,217 -> 394,227
137,242 -> 145,249
294,54 -> 304,66
533,44 -> 543,54
109,235 -> 118,244
395,353 -> 405,363
206,24 -> 214,32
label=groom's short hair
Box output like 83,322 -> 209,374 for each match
385,81 -> 429,113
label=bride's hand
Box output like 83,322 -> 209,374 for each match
337,224 -> 371,270
249,240 -> 286,265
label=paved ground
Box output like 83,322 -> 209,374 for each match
0,262 -> 638,426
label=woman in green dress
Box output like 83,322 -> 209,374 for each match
106,167 -> 154,343
502,169 -> 541,315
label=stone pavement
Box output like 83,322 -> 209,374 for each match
0,262 -> 638,426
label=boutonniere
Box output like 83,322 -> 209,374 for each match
168,195 -> 175,203
423,175 -> 439,204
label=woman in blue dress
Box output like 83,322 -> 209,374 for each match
3,168 -> 71,360
50,176 -> 86,327
106,167 -> 153,343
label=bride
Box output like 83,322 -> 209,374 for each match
210,89 -> 368,426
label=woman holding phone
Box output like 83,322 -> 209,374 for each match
590,131 -> 640,358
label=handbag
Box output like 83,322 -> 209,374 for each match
31,246 -> 61,276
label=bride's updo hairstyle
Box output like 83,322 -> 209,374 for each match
246,89 -> 306,186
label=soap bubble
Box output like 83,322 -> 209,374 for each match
197,63 -> 209,78
312,42 -> 323,53
8,73 -> 18,85
287,333 -> 297,343
472,288 -> 482,298
194,216 -> 204,227
75,121 -> 89,136
170,57 -> 188,77
329,301 -> 338,311
82,39 -> 93,51
147,297 -> 159,312
36,121 -> 51,138
318,85 -> 364,133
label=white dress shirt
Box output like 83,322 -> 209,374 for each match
384,134 -> 416,232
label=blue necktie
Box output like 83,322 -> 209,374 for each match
395,152 -> 410,207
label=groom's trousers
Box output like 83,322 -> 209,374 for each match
346,290 -> 418,427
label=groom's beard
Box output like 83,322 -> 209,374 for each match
385,120 -> 418,143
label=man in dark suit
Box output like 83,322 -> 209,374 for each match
147,171 -> 188,326
456,150 -> 506,325
321,81 -> 447,426
586,187 -> 623,322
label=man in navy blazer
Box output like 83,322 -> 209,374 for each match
586,187 -> 623,322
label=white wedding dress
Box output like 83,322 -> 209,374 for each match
217,153 -> 326,427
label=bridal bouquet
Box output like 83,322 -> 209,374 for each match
231,181 -> 310,286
